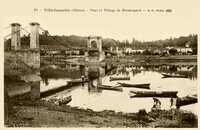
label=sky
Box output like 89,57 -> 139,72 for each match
2,0 -> 200,42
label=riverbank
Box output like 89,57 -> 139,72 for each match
4,53 -> 198,128
41,55 -> 197,66
5,98 -> 198,128
105,55 -> 197,64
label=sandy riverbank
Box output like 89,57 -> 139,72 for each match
5,98 -> 198,128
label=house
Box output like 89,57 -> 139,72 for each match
117,49 -> 125,57
125,48 -> 144,54
175,47 -> 192,54
161,49 -> 169,55
153,49 -> 162,55
125,48 -> 133,53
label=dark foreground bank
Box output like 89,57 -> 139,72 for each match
5,98 -> 198,128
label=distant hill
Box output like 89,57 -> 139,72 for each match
4,34 -> 197,54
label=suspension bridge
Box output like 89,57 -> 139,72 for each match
4,22 -> 117,63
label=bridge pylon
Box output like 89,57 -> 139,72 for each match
11,23 -> 21,50
29,22 -> 40,49
85,35 -> 105,63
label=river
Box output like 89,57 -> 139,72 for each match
40,62 -> 197,114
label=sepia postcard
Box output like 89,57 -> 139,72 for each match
1,0 -> 200,129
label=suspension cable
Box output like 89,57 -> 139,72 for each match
20,27 -> 30,35
4,26 -> 30,38
4,26 -> 11,29
39,26 -> 83,51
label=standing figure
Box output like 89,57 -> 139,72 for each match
151,97 -> 161,111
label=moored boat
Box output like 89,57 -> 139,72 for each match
130,90 -> 178,98
161,73 -> 188,78
98,85 -> 123,92
58,95 -> 72,105
67,79 -> 89,85
110,76 -> 130,81
117,82 -> 150,89
177,95 -> 197,107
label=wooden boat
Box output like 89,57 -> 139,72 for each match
110,76 -> 130,81
67,79 -> 89,85
117,82 -> 150,89
177,95 -> 197,107
58,95 -> 72,105
161,73 -> 188,78
130,90 -> 178,98
98,85 -> 123,92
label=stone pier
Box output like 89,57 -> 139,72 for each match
30,22 -> 40,49
6,22 -> 41,100
85,36 -> 105,63
11,23 -> 21,50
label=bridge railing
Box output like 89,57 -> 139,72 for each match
20,45 -> 71,51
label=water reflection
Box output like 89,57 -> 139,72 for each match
39,62 -> 197,114
108,64 -> 197,80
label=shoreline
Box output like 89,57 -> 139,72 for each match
41,55 -> 197,66
5,98 -> 198,127
4,53 -> 198,128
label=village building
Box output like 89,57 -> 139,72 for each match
153,49 -> 162,55
174,47 -> 192,54
125,47 -> 144,54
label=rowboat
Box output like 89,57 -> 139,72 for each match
58,95 -> 72,105
110,76 -> 130,81
117,82 -> 150,89
98,85 -> 123,92
161,73 -> 188,78
67,79 -> 89,85
177,95 -> 197,107
130,90 -> 178,98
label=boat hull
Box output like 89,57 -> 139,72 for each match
110,77 -> 130,81
118,82 -> 150,89
98,85 -> 123,92
58,95 -> 72,105
161,73 -> 188,78
178,96 -> 197,107
67,79 -> 89,85
130,90 -> 178,98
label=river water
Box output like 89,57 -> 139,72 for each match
40,62 -> 197,114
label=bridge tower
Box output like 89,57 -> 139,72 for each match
11,23 -> 21,50
85,36 -> 105,62
29,22 -> 40,49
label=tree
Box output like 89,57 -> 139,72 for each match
43,30 -> 49,36
169,48 -> 178,55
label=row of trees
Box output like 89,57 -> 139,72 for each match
4,32 -> 197,54
116,34 -> 197,54
118,34 -> 197,49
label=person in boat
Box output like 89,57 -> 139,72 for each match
151,97 -> 161,111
